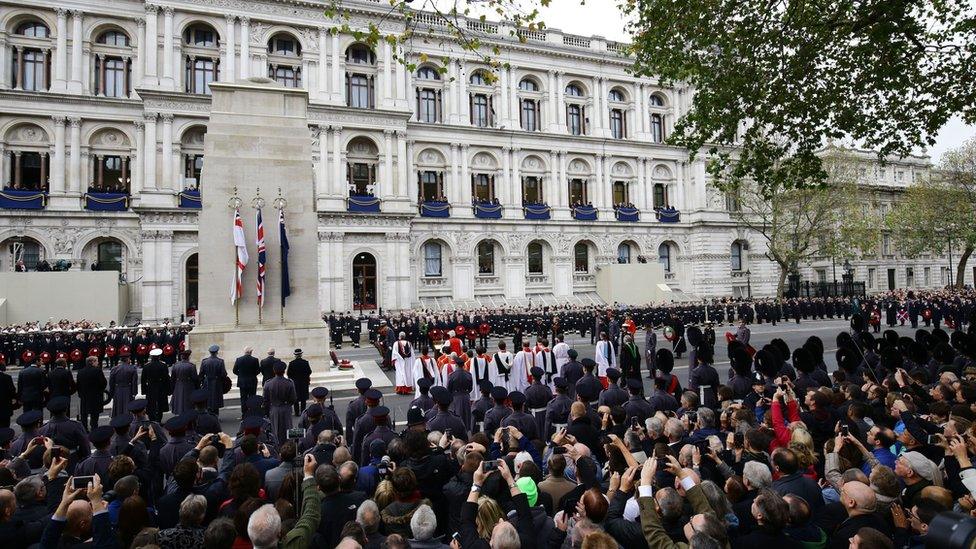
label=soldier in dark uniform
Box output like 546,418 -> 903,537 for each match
287,349 -> 312,416
0,363 -> 17,428
471,380 -> 493,435
575,378 -> 603,430
409,378 -> 435,412
426,388 -> 468,440
345,378 -> 372,441
159,414 -> 195,477
237,415 -> 278,457
264,361 -> 297,443
544,377 -> 573,438
199,345 -> 227,416
331,313 -> 344,349
233,347 -> 260,418
39,396 -> 90,461
623,378 -> 654,427
126,399 -> 168,450
346,315 -> 362,348
142,349 -> 171,423
77,356 -> 107,431
525,367 -> 553,439
17,358 -> 48,414
169,350 -> 198,416
10,411 -> 45,469
560,349 -> 584,401
500,391 -> 537,441
351,388 -> 382,464
688,343 -> 720,410
656,349 -> 682,399
300,387 -> 342,433
483,386 -> 512,436
359,406 -> 396,464
109,353 -> 138,418
74,426 -> 115,479
49,358 -> 75,400
109,413 -> 147,463
598,368 -> 628,408
447,358 -> 473,428
727,346 -> 754,400
189,389 -> 221,436
260,349 -> 284,389
575,358 -> 603,409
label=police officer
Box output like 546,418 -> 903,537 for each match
345,378 -> 372,441
623,378 -> 654,427
77,355 -> 107,431
471,380 -> 493,435
360,406 -> 396,464
544,377 -> 573,438
10,411 -> 45,469
75,425 -> 115,478
189,389 -> 221,436
598,368 -> 628,408
159,414 -> 195,477
500,391 -> 537,441
170,351 -> 199,416
233,347 -> 260,418
483,386 -> 512,436
426,387 -> 468,440
264,361 -> 297,443
351,388 -> 382,464
287,349 -> 312,416
525,367 -> 553,438
39,396 -> 90,461
142,348 -> 171,423
109,352 -> 139,417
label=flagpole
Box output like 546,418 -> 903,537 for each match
230,188 -> 243,327
274,188 -> 287,326
254,189 -> 266,325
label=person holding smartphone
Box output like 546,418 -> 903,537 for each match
456,460 -> 532,549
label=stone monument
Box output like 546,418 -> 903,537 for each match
188,78 -> 336,376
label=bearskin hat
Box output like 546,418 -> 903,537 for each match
656,348 -> 675,374
755,347 -> 780,378
835,347 -> 859,373
883,330 -> 899,347
687,326 -> 703,348
880,347 -> 903,373
792,347 -> 814,374
731,346 -> 753,376
770,338 -> 790,363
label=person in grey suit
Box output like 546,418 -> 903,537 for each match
169,351 -> 199,416
200,345 -> 227,415
263,361 -> 297,443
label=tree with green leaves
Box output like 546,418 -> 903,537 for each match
887,177 -> 976,289
621,0 -> 976,194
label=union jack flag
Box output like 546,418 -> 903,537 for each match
230,208 -> 248,305
256,208 -> 266,307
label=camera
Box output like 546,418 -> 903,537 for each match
926,512 -> 976,549
482,460 -> 499,472
631,417 -> 640,430
377,455 -> 391,477
686,411 -> 697,424
733,432 -> 744,449
287,428 -> 305,439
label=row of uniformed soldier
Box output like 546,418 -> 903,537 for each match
0,325 -> 190,369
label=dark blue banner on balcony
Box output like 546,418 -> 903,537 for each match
84,192 -> 128,212
473,202 -> 503,219
0,189 -> 46,210
656,207 -> 680,223
420,201 -> 450,218
615,206 -> 640,222
178,189 -> 202,209
572,205 -> 598,221
347,195 -> 381,213
523,203 -> 551,220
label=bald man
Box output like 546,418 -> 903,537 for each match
829,481 -> 891,549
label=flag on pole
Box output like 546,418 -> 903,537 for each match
230,208 -> 249,305
279,208 -> 291,306
256,208 -> 266,308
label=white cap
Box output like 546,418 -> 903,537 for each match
149,348 -> 163,357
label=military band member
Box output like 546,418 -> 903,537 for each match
688,344 -> 720,410
560,349 -> 584,401
287,349 -> 312,416
200,345 -> 227,416
499,391 -> 537,441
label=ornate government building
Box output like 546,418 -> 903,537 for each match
0,0 -> 947,323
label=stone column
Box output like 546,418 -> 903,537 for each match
499,67 -> 509,125
510,147 -> 520,209
161,7 -> 175,88
12,152 -> 22,187
635,83 -> 646,135
457,60 -> 468,124
330,33 -> 341,104
547,70 -> 558,132
382,130 -> 394,201
396,130 -> 408,198
394,51 -> 406,109
405,139 -> 417,203
133,18 -> 145,86
0,148 -> 5,186
594,154 -> 603,210
52,8 -> 68,92
143,113 -> 157,189
51,116 -> 66,193
161,114 -> 173,190
68,117 -> 81,193
156,230 -> 174,319
144,5 -> 158,86
331,125 -> 343,196
449,143 -> 459,204
603,154 -> 613,211
132,121 -> 144,196
559,149 -> 569,210
318,28 -> 328,99
141,232 -> 158,320
548,150 -> 558,206
600,78 -> 611,133
382,41 -> 392,108
445,62 -> 456,124
508,65 -> 518,127
223,15 -> 235,82
68,10 -> 83,93
239,17 -> 250,79
637,158 -> 648,210
317,125 -> 328,198
556,71 -> 565,130
460,144 -> 470,204
501,146 -> 511,209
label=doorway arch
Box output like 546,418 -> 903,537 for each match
185,253 -> 198,316
352,252 -> 377,310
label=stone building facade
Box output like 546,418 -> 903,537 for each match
0,0 -> 959,323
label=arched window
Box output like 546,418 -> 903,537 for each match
417,66 -> 440,80
268,34 -> 302,88
612,181 -> 629,207
528,242 -> 544,274
731,242 -> 745,271
574,242 -> 589,273
658,243 -> 672,272
93,31 -> 133,98
519,78 -> 538,91
346,45 -> 375,65
416,66 -> 442,123
522,176 -> 543,204
608,88 -> 625,102
423,242 -> 442,277
183,24 -> 219,94
16,22 -> 49,38
97,241 -> 124,272
564,84 -> 586,135
618,243 -> 632,264
468,71 -> 493,127
472,173 -> 494,202
419,171 -> 444,201
477,241 -> 495,275
346,137 -> 378,197
5,237 -> 43,271
346,45 -> 376,108
653,183 -> 668,209
649,94 -> 667,143
469,71 -> 488,86
97,30 -> 129,47
649,94 -> 665,107
268,34 -> 300,57
610,108 -> 626,139
569,178 -> 588,205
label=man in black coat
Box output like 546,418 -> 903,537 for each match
233,347 -> 260,418
287,349 -> 312,416
0,367 -> 18,428
141,349 -> 171,423
260,348 -> 285,388
48,358 -> 75,399
16,360 -> 47,415
76,356 -> 107,430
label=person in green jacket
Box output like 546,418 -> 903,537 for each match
637,455 -> 730,549
246,454 -> 322,549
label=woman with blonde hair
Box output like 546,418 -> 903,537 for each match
475,496 -> 504,539
373,479 -> 396,511
789,427 -> 819,479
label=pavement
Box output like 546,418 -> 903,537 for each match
8,318 -> 936,436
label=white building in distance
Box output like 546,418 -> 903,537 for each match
0,0 -> 959,322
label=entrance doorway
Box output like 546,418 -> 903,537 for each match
185,253 -> 198,317
352,252 -> 377,311
887,269 -> 896,291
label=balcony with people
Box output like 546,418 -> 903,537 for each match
345,137 -> 381,213
84,155 -> 130,211
417,169 -> 449,218
471,172 -> 502,219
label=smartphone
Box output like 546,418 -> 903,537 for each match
733,432 -> 744,449
779,383 -> 788,391
482,460 -> 499,472
72,476 -> 94,490
687,412 -> 698,424
840,425 -> 849,437
552,446 -> 568,455
696,440 -> 710,453
50,447 -> 62,460
452,532 -> 460,542
445,428 -> 453,438
287,428 -> 304,439
631,417 -> 640,430
210,434 -> 222,444
599,435 -> 612,446
927,434 -> 942,445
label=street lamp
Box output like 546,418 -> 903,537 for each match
746,269 -> 752,299
356,273 -> 365,316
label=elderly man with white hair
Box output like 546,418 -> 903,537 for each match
246,454 -> 321,549
233,345 -> 261,417
393,331 -> 416,395
407,504 -> 449,548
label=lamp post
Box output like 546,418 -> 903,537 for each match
948,231 -> 954,288
356,272 -> 365,316
746,269 -> 752,299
